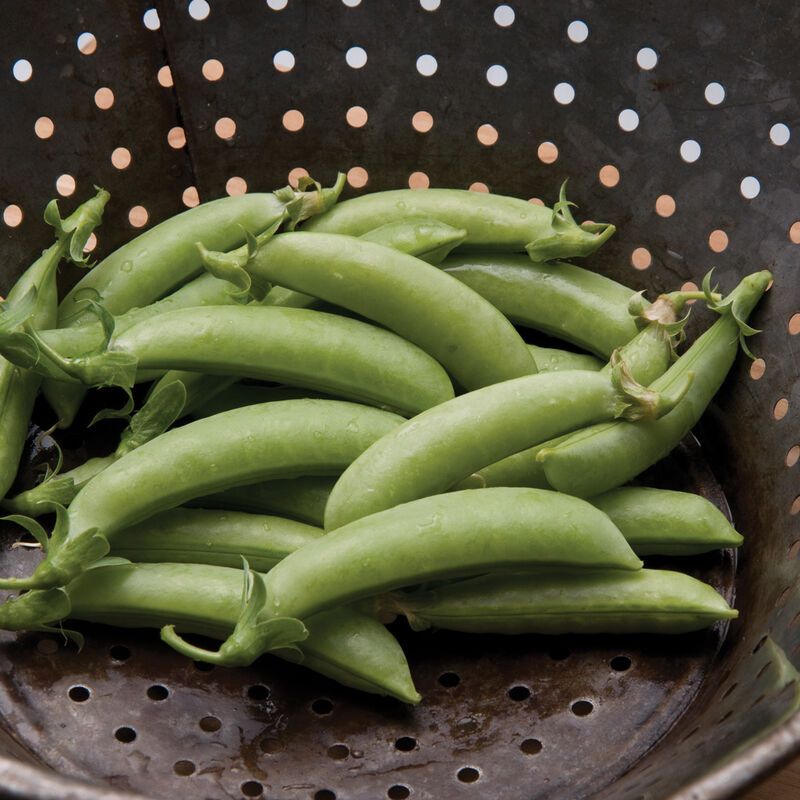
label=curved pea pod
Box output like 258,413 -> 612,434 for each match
162,487 -> 642,662
208,231 -> 537,390
442,255 -> 640,358
193,476 -> 335,528
111,508 -> 323,571
0,399 -> 404,591
324,322 -> 692,531
263,215 -> 467,309
302,183 -> 615,261
61,305 -> 454,416
589,487 -> 742,555
0,190 -> 109,499
384,569 -> 737,635
0,562 -> 420,704
537,270 -> 773,497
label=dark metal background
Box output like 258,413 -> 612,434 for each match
0,1 -> 798,799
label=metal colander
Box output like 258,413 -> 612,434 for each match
0,2 -> 798,798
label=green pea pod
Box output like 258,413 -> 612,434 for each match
208,231 -> 537,390
302,182 -> 615,261
207,487 -> 642,658
0,562 -> 420,704
111,508 -> 323,571
0,188 -> 109,499
384,569 -> 737,635
192,476 -> 335,527
263,215 -> 468,309
43,175 -> 345,428
442,255 -> 642,358
590,487 -> 742,555
0,399 -> 404,591
537,270 -> 772,497
324,311 -> 692,531
528,344 -> 604,373
50,305 -> 454,416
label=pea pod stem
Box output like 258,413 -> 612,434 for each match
0,399 -> 404,591
383,569 -> 737,635
0,562 -> 420,703
537,270 -> 772,497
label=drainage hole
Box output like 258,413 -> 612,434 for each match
314,791 -> 336,800
395,736 -> 417,751
199,715 -> 221,732
327,743 -> 349,759
571,700 -> 594,717
247,684 -> 270,701
508,685 -> 531,701
457,767 -> 480,783
68,685 -> 90,702
109,644 -> 131,661
438,671 -> 460,687
146,684 -> 169,701
114,726 -> 137,743
241,780 -> 264,797
312,698 -> 334,716
610,655 -> 632,671
388,786 -> 410,799
520,738 -> 542,755
548,645 -> 570,660
260,737 -> 284,754
173,759 -> 195,776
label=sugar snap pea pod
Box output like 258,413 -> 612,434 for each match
110,508 -> 323,571
442,255 -> 641,358
205,231 -> 537,389
60,306 -> 454,415
537,270 -> 773,497
0,399 -> 404,591
383,569 -> 737,635
528,344 -> 604,373
324,312 -> 691,531
590,487 -> 742,555
0,562 -> 420,703
0,189 -> 109,500
193,476 -> 336,527
162,487 -> 642,662
43,175 -> 345,428
263,215 -> 467,309
302,182 -> 615,261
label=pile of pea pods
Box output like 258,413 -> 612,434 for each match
0,174 -> 772,704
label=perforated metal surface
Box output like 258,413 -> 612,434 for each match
0,2 -> 798,799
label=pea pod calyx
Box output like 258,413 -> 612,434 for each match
161,562 -> 308,667
525,183 -> 615,261
609,350 -> 694,421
